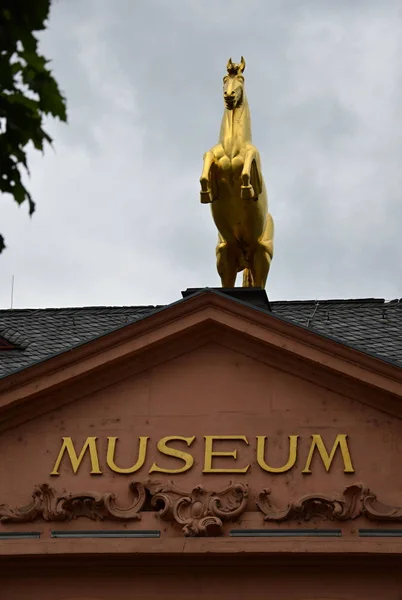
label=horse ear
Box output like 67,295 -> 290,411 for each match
226,57 -> 234,72
240,56 -> 246,72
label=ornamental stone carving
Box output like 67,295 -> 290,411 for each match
257,483 -> 402,522
2,481 -> 402,531
0,482 -> 146,523
148,481 -> 249,536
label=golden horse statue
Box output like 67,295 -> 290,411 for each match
200,57 -> 274,289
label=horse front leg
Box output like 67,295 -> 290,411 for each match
240,147 -> 260,200
200,150 -> 215,204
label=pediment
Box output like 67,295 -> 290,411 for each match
1,340 -> 402,539
1,298 -> 402,558
0,290 -> 401,433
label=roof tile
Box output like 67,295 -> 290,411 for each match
0,297 -> 401,379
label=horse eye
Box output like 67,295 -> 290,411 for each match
237,76 -> 244,83
223,76 -> 229,83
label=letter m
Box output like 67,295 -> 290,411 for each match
303,434 -> 354,474
50,437 -> 102,475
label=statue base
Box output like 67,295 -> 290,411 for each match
181,287 -> 271,312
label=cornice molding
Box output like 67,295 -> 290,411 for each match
0,291 -> 401,428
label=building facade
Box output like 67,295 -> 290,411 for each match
1,289 -> 402,599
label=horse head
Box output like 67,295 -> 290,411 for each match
223,56 -> 246,110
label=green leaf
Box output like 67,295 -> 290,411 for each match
19,49 -> 47,72
3,92 -> 39,112
19,31 -> 38,54
0,0 -> 67,254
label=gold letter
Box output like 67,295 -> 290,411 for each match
149,436 -> 195,474
203,435 -> 250,473
256,435 -> 298,473
50,437 -> 102,476
107,437 -> 148,474
302,434 -> 354,474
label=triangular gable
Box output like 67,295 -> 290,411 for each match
1,292 -> 402,562
0,289 -> 401,433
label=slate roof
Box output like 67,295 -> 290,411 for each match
0,297 -> 401,379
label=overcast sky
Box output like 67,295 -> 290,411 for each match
1,0 -> 402,308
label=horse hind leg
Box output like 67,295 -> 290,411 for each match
251,213 -> 274,288
216,238 -> 237,288
251,216 -> 274,288
250,242 -> 272,289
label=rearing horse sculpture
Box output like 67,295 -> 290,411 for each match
200,57 -> 274,288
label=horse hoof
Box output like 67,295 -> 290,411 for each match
241,185 -> 255,200
200,190 -> 213,204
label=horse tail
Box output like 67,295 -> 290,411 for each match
243,268 -> 254,287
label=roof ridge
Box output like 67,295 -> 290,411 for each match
1,298 -> 399,312
271,298 -> 389,305
0,305 -> 161,313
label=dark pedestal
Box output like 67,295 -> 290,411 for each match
181,287 -> 271,311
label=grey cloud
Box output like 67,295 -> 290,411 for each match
1,0 -> 402,308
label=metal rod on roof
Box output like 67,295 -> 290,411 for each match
306,300 -> 319,327
10,275 -> 14,309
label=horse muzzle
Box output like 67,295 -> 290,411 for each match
224,92 -> 237,110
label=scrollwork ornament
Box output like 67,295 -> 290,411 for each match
362,489 -> 402,522
257,483 -> 402,523
0,482 -> 146,523
257,484 -> 366,522
148,481 -> 248,537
